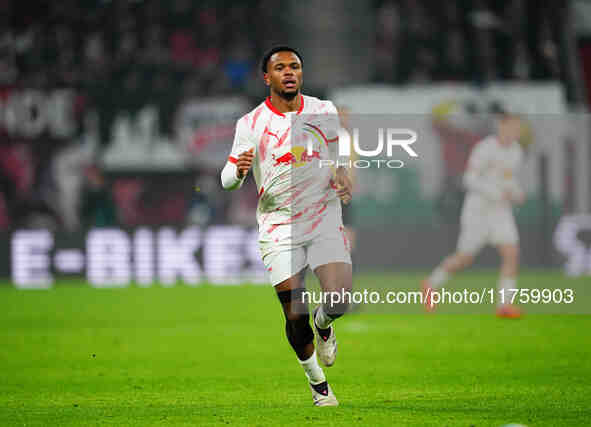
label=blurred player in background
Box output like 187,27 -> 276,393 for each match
220,46 -> 353,406
422,114 -> 525,318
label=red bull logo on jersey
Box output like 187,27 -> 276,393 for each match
272,146 -> 321,168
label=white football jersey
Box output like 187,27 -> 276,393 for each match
462,135 -> 524,213
225,94 -> 342,246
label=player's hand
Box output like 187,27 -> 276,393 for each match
512,190 -> 525,205
236,148 -> 254,179
503,189 -> 525,205
335,167 -> 352,205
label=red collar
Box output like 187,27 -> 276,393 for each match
264,94 -> 304,117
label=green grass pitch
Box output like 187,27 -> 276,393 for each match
0,271 -> 590,426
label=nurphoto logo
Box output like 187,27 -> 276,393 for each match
312,127 -> 418,169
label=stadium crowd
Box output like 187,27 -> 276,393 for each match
0,0 -> 279,230
373,0 -> 563,84
0,0 -> 567,231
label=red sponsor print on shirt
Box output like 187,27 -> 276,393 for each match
273,151 -> 297,166
272,146 -> 322,168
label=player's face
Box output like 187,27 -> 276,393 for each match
264,51 -> 303,99
499,118 -> 521,145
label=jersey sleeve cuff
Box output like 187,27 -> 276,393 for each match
221,161 -> 246,190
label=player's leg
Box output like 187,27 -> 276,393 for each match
311,262 -> 351,368
422,251 -> 474,311
316,261 -> 351,334
492,211 -> 522,318
422,218 -> 485,311
433,251 -> 476,283
498,243 -> 519,283
308,226 -> 352,367
313,262 -> 353,325
268,249 -> 338,406
495,243 -> 521,318
432,214 -> 486,286
275,269 -> 314,361
426,205 -> 487,287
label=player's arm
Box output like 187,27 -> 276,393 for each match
325,102 -> 352,204
505,148 -> 526,205
334,167 -> 352,205
505,172 -> 525,205
462,142 -> 504,201
507,181 -> 525,205
221,118 -> 255,191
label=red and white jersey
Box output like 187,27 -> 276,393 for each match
462,135 -> 524,214
226,94 -> 342,246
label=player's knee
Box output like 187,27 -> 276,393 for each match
459,253 -> 474,269
512,246 -> 520,262
285,312 -> 313,356
277,288 -> 307,322
500,246 -> 519,265
445,252 -> 472,272
324,305 -> 347,320
325,283 -> 352,320
507,250 -> 519,265
504,252 -> 519,270
324,293 -> 351,320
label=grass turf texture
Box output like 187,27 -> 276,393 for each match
0,271 -> 589,426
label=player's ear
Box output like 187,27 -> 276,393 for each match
263,72 -> 270,86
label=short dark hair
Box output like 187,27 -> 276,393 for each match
261,45 -> 303,73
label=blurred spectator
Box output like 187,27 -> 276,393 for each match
374,0 -> 400,82
0,29 -> 17,84
150,71 -> 177,135
0,144 -> 33,227
142,25 -> 170,65
195,7 -> 222,73
80,165 -> 117,228
116,30 -> 140,65
223,43 -> 253,90
0,143 -> 61,230
513,41 -> 531,80
371,0 -> 562,84
168,0 -> 194,30
440,29 -> 467,81
170,27 -> 197,67
84,31 -> 108,71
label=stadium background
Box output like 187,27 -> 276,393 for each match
1,0 -> 590,285
1,1 -> 591,426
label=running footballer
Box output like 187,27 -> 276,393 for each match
220,46 -> 353,406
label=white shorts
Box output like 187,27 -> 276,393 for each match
260,201 -> 352,286
457,207 -> 518,255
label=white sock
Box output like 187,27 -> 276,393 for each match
298,351 -> 326,385
429,266 -> 450,289
314,306 -> 332,330
498,277 -> 516,307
